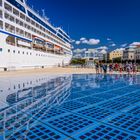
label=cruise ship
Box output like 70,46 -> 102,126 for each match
0,0 -> 72,71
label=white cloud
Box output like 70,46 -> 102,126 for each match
129,46 -> 137,49
130,42 -> 140,46
75,37 -> 100,45
87,39 -> 100,45
80,37 -> 86,41
73,48 -> 87,53
100,49 -> 107,54
75,41 -> 80,45
98,46 -> 108,50
107,38 -> 111,41
73,49 -> 81,53
121,43 -> 127,47
82,39 -> 88,44
110,43 -> 116,47
119,48 -> 125,51
114,48 -> 125,51
71,39 -> 75,43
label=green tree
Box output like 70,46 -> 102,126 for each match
71,58 -> 86,65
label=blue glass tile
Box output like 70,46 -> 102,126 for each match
34,107 -> 68,121
76,96 -> 104,105
9,122 -> 68,140
74,124 -> 140,140
77,106 -> 115,121
107,113 -> 140,135
59,100 -> 87,111
47,114 -> 95,135
99,100 -> 129,111
127,106 -> 140,116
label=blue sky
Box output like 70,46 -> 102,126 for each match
27,0 -> 140,51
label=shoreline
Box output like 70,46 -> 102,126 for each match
0,67 -> 96,78
0,67 -> 139,78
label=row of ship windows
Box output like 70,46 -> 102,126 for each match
0,1 -> 70,46
7,49 -> 59,57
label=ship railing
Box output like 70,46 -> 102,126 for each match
26,4 -> 50,25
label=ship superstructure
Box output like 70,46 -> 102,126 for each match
0,0 -> 72,70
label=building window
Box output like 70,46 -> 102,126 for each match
16,19 -> 20,25
10,15 -> 15,22
0,10 -> 2,19
25,32 -> 31,39
20,13 -> 25,20
8,49 -> 10,52
5,13 -> 9,20
0,20 -> 3,29
4,3 -> 12,12
16,28 -> 24,36
13,8 -> 19,16
5,23 -> 15,33
26,17 -> 30,23
0,0 -> 2,7
19,21 -> 23,26
13,50 -> 15,53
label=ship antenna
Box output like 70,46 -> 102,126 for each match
68,24 -> 70,35
24,0 -> 27,4
37,10 -> 39,14
42,9 -> 49,21
31,5 -> 34,10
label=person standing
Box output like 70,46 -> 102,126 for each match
119,63 -> 123,73
102,63 -> 108,74
99,62 -> 103,74
132,63 -> 137,75
95,62 -> 99,74
109,63 -> 113,74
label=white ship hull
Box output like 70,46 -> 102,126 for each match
0,33 -> 72,71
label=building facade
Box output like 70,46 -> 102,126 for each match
109,50 -> 123,60
73,48 -> 107,61
84,49 -> 99,60
123,47 -> 135,61
135,46 -> 140,61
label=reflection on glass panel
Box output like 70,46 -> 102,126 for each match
0,74 -> 72,139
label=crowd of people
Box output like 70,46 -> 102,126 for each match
95,62 -> 138,74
